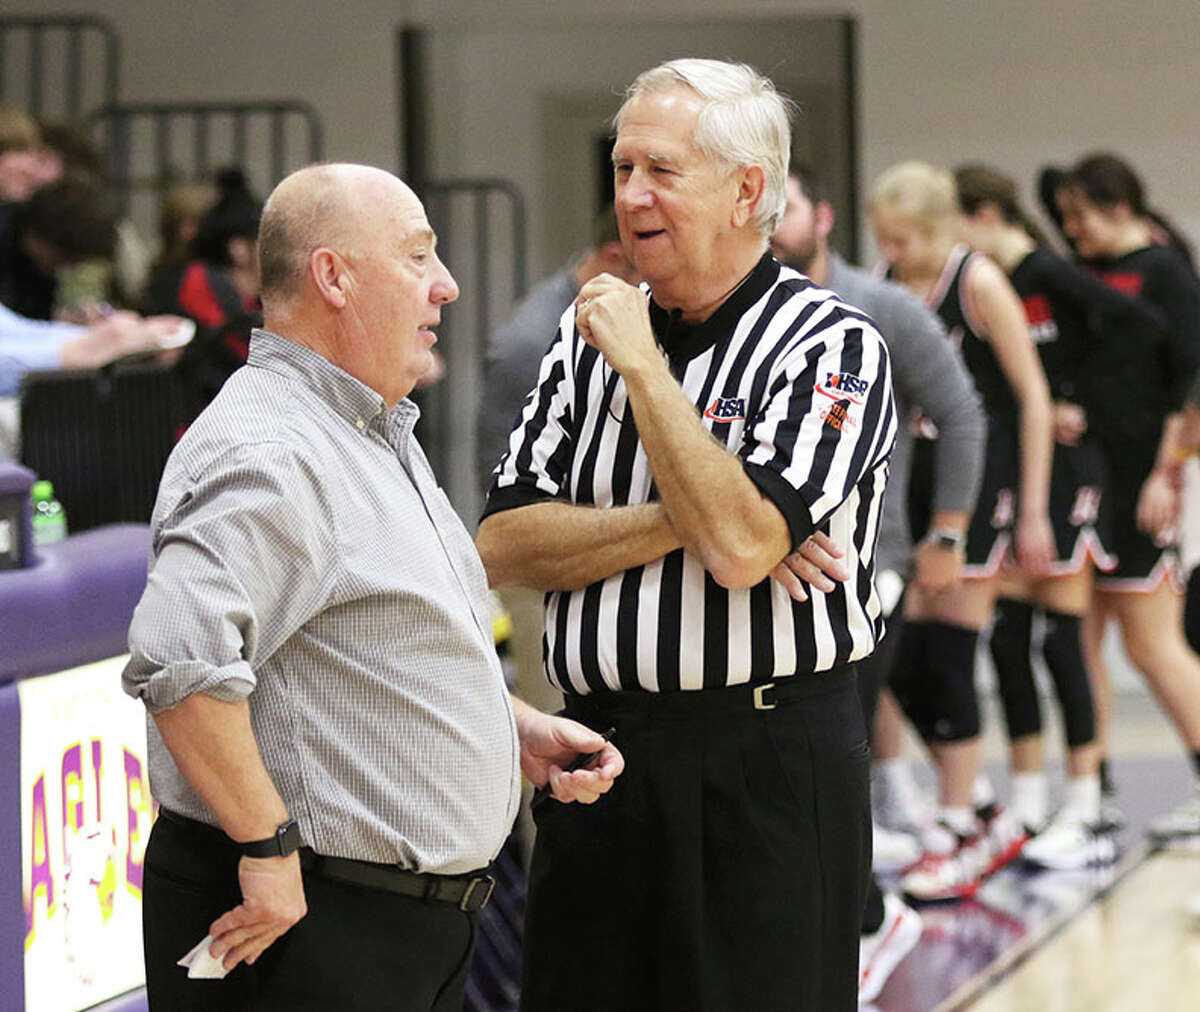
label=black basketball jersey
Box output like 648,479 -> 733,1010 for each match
892,244 -> 1017,423
1080,245 -> 1200,446
1009,248 -> 1089,406
1009,247 -> 1169,416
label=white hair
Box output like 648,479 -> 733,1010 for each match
615,58 -> 795,236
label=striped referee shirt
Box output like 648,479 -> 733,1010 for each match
484,253 -> 897,694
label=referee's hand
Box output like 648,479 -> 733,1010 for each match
770,531 -> 849,602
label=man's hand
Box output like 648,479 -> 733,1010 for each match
769,531 -> 850,602
208,852 -> 308,971
512,699 -> 624,805
575,274 -> 660,377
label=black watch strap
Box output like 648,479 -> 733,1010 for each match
238,818 -> 301,858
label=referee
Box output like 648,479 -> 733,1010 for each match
477,60 -> 896,1011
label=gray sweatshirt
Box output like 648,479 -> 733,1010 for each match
825,253 -> 986,574
476,265 -> 579,494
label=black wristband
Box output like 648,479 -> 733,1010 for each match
238,818 -> 301,858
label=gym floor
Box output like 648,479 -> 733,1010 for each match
873,690 -> 1200,1011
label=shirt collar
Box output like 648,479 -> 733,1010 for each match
247,329 -> 419,449
647,251 -> 780,365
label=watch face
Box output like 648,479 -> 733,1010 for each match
279,820 -> 301,855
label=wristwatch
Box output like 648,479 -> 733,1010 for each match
926,528 -> 965,551
237,818 -> 301,858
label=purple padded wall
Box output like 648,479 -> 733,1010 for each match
0,524 -> 150,683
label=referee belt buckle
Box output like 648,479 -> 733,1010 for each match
459,874 -> 496,912
753,683 -> 777,710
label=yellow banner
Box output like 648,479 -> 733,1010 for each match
19,656 -> 152,1012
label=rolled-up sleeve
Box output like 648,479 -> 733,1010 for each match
123,442 -> 335,713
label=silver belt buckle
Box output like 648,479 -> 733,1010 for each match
459,875 -> 496,911
752,683 -> 777,711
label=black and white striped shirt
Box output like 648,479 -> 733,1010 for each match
484,254 -> 896,694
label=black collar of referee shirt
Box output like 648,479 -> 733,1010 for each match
648,251 -> 779,367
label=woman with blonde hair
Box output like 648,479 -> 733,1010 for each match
869,160 -> 1053,900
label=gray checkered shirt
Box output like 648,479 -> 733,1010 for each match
124,330 -> 520,874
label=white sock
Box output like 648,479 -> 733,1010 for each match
972,773 -> 997,809
876,759 -> 925,814
877,758 -> 917,792
1010,771 -> 1049,828
1062,775 -> 1102,822
938,805 -> 976,837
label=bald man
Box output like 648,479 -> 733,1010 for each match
124,164 -> 622,1011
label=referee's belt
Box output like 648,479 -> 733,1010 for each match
300,851 -> 496,913
563,663 -> 857,719
157,808 -> 494,912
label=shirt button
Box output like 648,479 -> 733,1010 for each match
356,418 -> 366,430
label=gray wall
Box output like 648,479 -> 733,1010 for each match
21,0 -> 1200,261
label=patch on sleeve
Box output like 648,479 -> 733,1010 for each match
815,372 -> 869,430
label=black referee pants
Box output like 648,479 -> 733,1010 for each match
521,668 -> 870,1012
142,812 -> 476,1011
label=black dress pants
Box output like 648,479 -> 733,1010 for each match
521,669 -> 870,1012
142,813 -> 476,1011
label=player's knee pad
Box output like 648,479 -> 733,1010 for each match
989,598 -> 1041,739
887,619 -> 930,732
1042,610 -> 1096,747
915,621 -> 980,743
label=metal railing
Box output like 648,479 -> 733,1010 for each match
87,99 -> 325,216
0,14 -> 119,120
418,178 -> 529,521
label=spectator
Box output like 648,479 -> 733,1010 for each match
36,118 -> 152,308
0,173 -> 118,320
0,105 -> 55,206
0,303 -> 188,458
143,167 -> 263,425
141,180 -> 219,314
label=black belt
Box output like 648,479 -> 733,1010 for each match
564,664 -> 857,721
156,808 -> 494,912
300,850 -> 495,912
